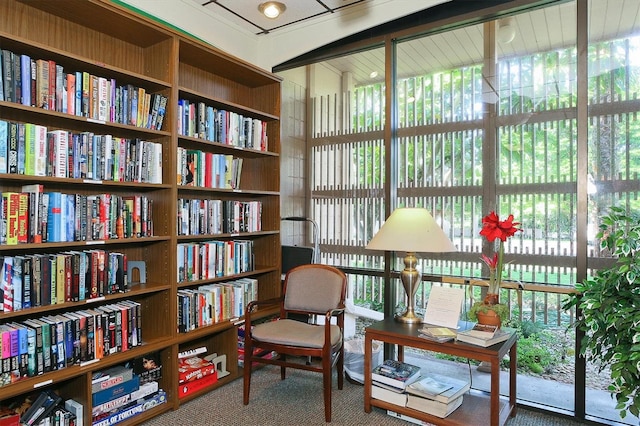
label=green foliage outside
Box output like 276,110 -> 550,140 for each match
429,319 -> 563,376
563,206 -> 640,419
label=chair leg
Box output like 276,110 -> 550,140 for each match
243,356 -> 251,405
337,348 -> 344,390
280,354 -> 286,380
323,356 -> 332,422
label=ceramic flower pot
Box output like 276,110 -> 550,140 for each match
476,309 -> 502,328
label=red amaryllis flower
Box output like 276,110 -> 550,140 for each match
481,253 -> 499,270
480,211 -> 521,242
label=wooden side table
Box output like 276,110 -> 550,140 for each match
364,318 -> 517,426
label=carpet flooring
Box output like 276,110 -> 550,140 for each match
142,366 -> 585,425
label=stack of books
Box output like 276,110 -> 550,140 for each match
370,360 -> 470,419
405,373 -> 470,418
455,324 -> 514,347
370,359 -> 421,408
418,326 -> 457,343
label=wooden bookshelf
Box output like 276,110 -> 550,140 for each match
0,0 -> 281,423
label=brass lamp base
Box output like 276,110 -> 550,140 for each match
395,251 -> 423,324
395,310 -> 422,324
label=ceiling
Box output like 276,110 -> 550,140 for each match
310,0 -> 640,86
183,1 -> 640,86
190,0 -> 368,35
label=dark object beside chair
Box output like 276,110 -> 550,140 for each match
242,264 -> 347,422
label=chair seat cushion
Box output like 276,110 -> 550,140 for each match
252,319 -> 342,348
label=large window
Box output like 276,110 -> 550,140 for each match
300,0 -> 640,423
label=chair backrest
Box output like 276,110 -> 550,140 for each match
281,245 -> 315,274
283,264 -> 346,314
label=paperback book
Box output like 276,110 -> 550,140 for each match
418,326 -> 457,343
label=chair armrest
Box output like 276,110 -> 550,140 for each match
246,297 -> 282,314
244,297 -> 283,336
324,307 -> 345,321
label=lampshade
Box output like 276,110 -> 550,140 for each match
366,208 -> 456,253
366,207 -> 456,323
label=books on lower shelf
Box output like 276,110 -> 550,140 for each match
406,372 -> 471,404
406,393 -> 464,418
371,359 -> 421,390
371,383 -> 408,407
456,325 -> 515,347
372,371 -> 469,419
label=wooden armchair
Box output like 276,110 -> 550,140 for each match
242,264 -> 347,422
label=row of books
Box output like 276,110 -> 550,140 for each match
2,186 -> 154,245
1,249 -> 129,312
177,277 -> 258,332
0,120 -> 163,183
0,49 -> 168,130
177,99 -> 268,151
177,239 -> 255,282
0,300 -> 142,387
177,199 -> 262,236
177,147 -> 242,189
371,359 -> 470,418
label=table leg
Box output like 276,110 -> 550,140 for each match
491,359 -> 500,426
510,340 -> 517,417
364,332 -> 372,413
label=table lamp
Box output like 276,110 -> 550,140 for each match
366,208 -> 456,323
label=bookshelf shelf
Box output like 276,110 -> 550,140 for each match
0,0 -> 280,423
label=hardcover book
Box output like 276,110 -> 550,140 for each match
406,393 -> 464,418
456,326 -> 514,347
371,382 -> 408,407
371,359 -> 421,390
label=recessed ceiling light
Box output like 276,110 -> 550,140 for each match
259,2 -> 286,19
369,71 -> 378,79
